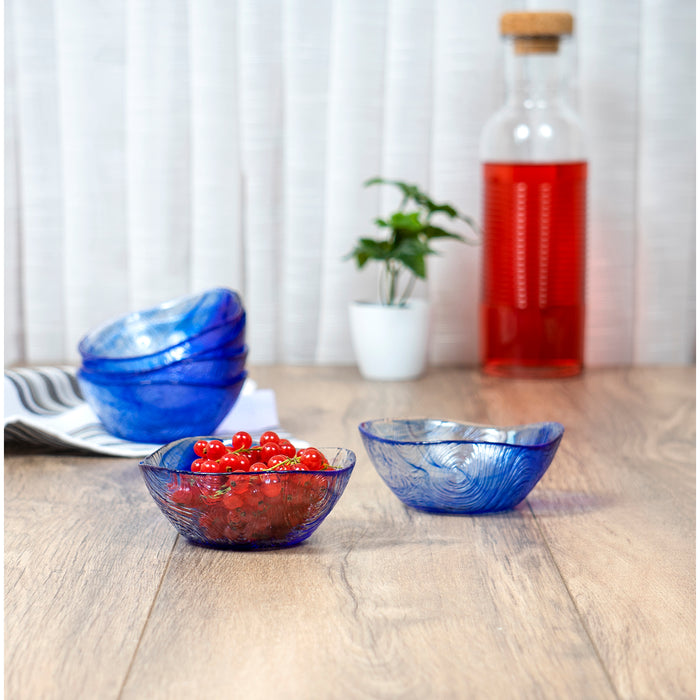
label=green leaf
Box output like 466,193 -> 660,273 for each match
393,238 -> 436,279
425,202 -> 458,218
394,237 -> 433,255
364,178 -> 423,207
423,225 -> 466,241
387,211 -> 424,233
345,238 -> 393,267
350,176 -> 481,279
396,253 -> 426,279
364,177 -> 411,196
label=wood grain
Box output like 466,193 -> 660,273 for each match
121,494 -> 614,699
4,367 -> 695,699
455,367 -> 696,699
4,450 -> 177,700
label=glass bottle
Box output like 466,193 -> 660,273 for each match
480,12 -> 586,378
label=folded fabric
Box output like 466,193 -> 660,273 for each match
4,366 -> 284,458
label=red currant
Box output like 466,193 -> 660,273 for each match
222,490 -> 245,511
197,459 -> 225,473
278,440 -> 296,458
229,476 -> 252,495
189,431 -> 337,486
260,474 -> 282,498
193,440 -> 209,458
260,442 -> 280,463
298,447 -> 324,470
260,430 -> 280,445
204,440 -> 227,461
235,449 -> 253,463
267,454 -> 290,471
232,431 -> 253,451
220,453 -> 251,472
170,484 -> 197,506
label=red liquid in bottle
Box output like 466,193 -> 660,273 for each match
481,162 -> 586,378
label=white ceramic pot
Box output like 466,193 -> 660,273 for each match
349,299 -> 430,381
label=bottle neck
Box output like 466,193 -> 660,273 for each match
504,37 -> 568,107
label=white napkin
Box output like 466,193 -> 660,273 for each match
4,367 -> 283,457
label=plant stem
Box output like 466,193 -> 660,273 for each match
379,261 -> 403,305
378,260 -> 420,306
400,274 -> 416,305
388,261 -> 397,306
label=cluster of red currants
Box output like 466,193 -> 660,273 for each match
189,430 -> 331,473
165,431 -> 334,544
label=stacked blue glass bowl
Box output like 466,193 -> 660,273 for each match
77,288 -> 247,443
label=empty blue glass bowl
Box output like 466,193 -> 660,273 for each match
78,346 -> 248,386
77,370 -> 247,443
358,418 -> 564,514
79,288 -> 246,373
139,438 -> 356,549
80,320 -> 246,374
181,336 -> 248,361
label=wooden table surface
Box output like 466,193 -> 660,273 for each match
5,366 -> 696,699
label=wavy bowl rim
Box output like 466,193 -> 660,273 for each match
78,316 -> 246,363
79,337 -> 248,375
77,368 -> 248,390
78,348 -> 248,383
78,288 -> 245,362
81,344 -> 249,372
139,439 -> 357,477
358,418 -> 564,449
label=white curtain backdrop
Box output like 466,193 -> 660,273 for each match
4,0 -> 695,367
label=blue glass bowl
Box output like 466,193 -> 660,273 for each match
358,418 -> 564,514
79,346 -> 248,386
79,288 -> 245,373
77,370 -> 247,443
181,336 -> 247,361
139,438 -> 356,549
80,321 -> 246,375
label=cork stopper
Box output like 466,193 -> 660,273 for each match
500,12 -> 574,54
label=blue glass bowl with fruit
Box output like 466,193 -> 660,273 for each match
78,370 -> 247,443
358,418 -> 564,514
79,288 -> 246,374
139,432 -> 356,549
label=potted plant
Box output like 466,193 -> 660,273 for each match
345,177 -> 479,381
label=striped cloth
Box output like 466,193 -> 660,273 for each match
4,367 -> 284,457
